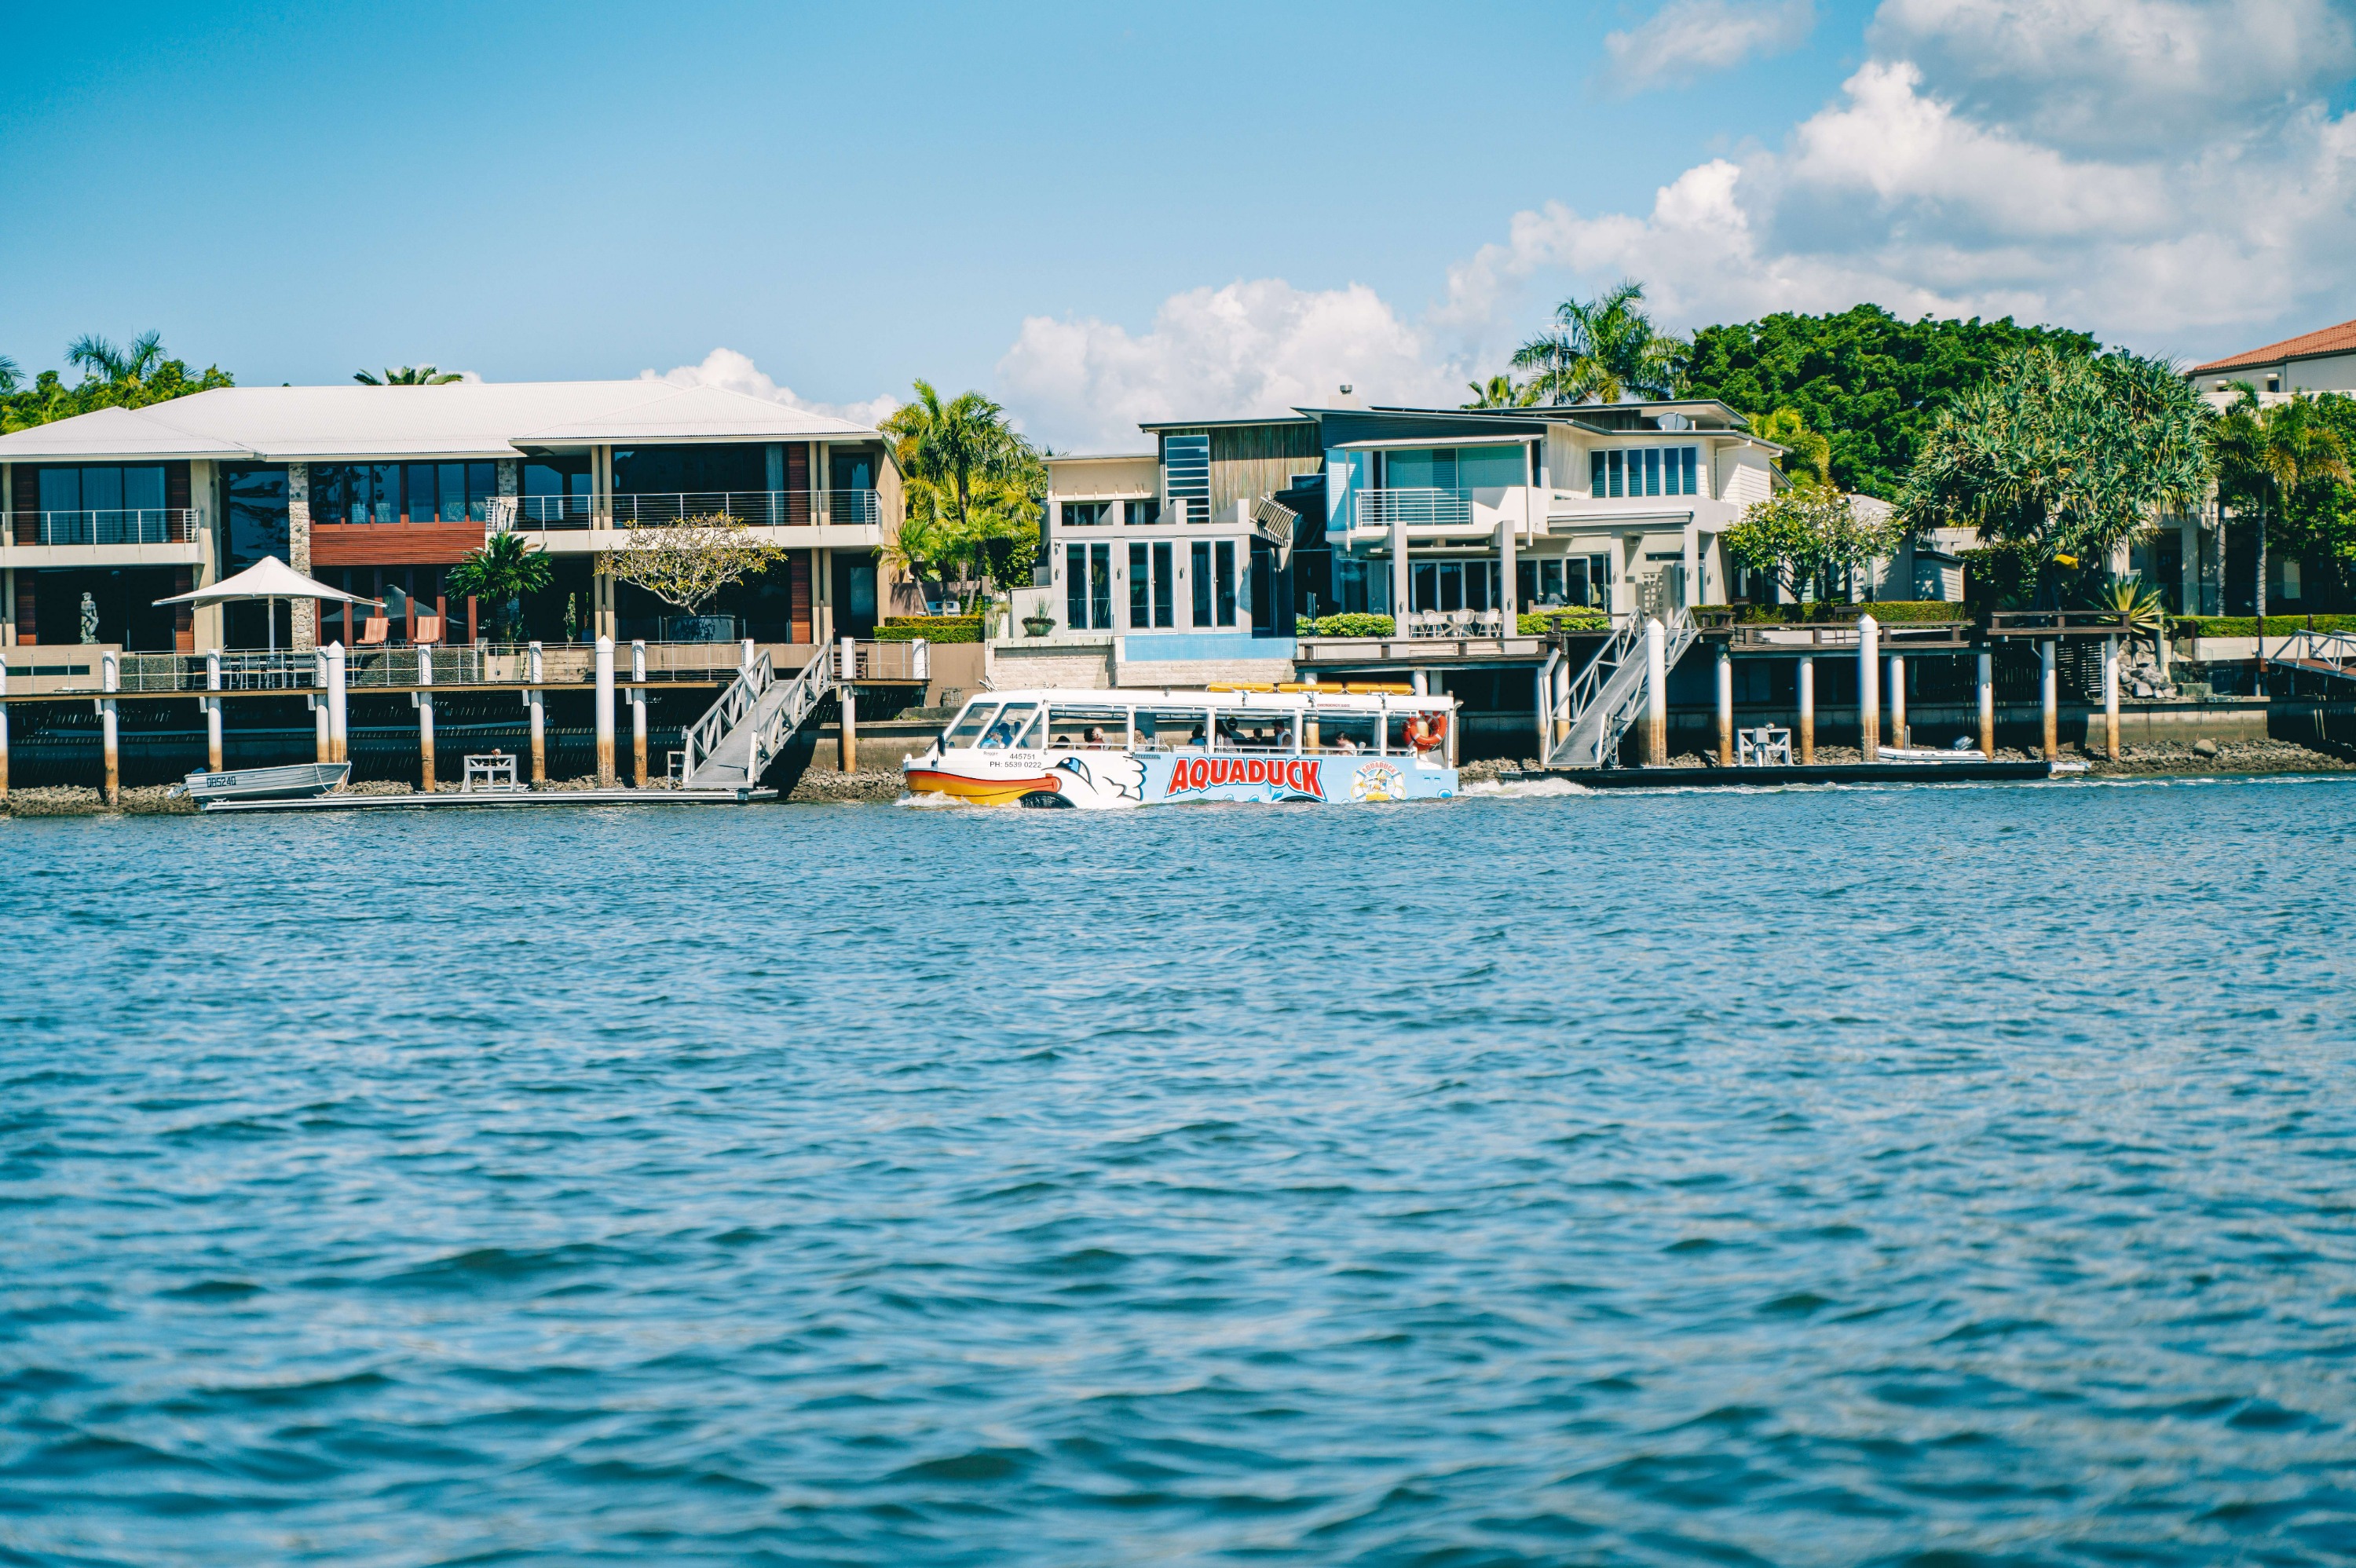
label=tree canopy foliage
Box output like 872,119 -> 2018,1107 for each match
1681,305 -> 2099,499
880,381 -> 1044,605
1511,281 -> 1688,404
1,332 -> 233,433
1895,345 -> 2211,568
1722,490 -> 1902,602
602,516 -> 783,615
356,366 -> 462,385
2212,388 -> 2353,621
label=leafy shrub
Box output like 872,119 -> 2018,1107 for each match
2176,615 -> 2356,637
875,616 -> 982,644
1299,613 -> 1396,637
1519,609 -> 1611,634
1701,600 -> 1967,625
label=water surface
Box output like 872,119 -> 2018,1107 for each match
4,777 -> 2354,1565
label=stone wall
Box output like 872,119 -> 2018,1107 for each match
287,462 -> 314,650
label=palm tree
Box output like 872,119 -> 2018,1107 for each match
1462,374 -> 1538,410
1751,408 -> 1831,489
1510,281 -> 1688,404
2215,391 -> 2351,676
0,353 -> 19,395
880,382 -> 1042,605
444,532 -> 554,641
355,366 -> 462,386
68,331 -> 167,386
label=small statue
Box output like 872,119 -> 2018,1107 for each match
79,591 -> 99,644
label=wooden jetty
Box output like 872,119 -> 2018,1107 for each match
203,785 -> 776,813
1499,759 -> 2059,789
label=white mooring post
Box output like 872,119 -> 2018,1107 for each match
417,644 -> 436,792
1715,642 -> 1734,766
1977,650 -> 1996,758
2040,638 -> 2059,761
100,649 -> 120,806
594,634 -> 616,787
1889,652 -> 1908,751
2102,634 -> 2120,761
314,649 -> 331,763
1643,616 -> 1666,766
631,638 -> 648,787
526,640 -> 546,784
1857,614 -> 1881,758
1797,654 -> 1816,765
1552,653 -> 1571,747
205,647 -> 223,773
0,656 -> 11,804
327,641 -> 347,764
837,634 -> 858,773
740,636 -> 755,675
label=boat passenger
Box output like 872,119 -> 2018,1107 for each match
1333,734 -> 1359,755
1085,726 -> 1107,747
981,720 -> 1016,750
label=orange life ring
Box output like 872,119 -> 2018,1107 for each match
1410,711 -> 1447,752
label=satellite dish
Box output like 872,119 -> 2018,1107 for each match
1655,411 -> 1692,432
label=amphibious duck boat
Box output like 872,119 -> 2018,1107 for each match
905,687 -> 1459,809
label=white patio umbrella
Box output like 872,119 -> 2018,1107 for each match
153,555 -> 381,652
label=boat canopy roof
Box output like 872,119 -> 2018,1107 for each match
955,686 -> 1454,714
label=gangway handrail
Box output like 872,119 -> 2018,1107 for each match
1544,606 -> 1696,768
682,652 -> 774,781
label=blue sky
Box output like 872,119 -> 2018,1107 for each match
5,1 -> 2351,448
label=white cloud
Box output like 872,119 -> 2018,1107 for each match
641,346 -> 902,429
996,279 -> 1464,452
991,0 -> 2356,446
1603,0 -> 1816,91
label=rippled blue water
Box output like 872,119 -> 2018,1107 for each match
5,777 -> 2356,1566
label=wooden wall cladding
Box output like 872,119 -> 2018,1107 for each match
311,522 -> 488,567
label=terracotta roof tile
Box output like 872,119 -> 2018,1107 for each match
2192,317 -> 2356,375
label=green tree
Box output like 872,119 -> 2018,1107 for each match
1,334 -> 234,433
1683,305 -> 2100,499
1751,407 -> 1831,490
1723,490 -> 1901,602
1462,374 -> 1538,410
1897,347 -> 2210,595
355,366 -> 463,385
1509,280 -> 1688,404
444,532 -> 554,641
2213,390 -> 2351,630
880,381 -> 1044,606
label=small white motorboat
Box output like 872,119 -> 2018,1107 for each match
170,761 -> 351,809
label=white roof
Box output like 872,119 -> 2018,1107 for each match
0,381 -> 884,464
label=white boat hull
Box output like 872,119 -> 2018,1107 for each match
177,761 -> 351,806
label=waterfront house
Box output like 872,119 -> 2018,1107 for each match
0,382 -> 905,655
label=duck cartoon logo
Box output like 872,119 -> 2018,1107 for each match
1052,752 -> 1147,804
1348,761 -> 1406,802
1165,755 -> 1324,801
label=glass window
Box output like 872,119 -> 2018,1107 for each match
1590,451 -> 1606,496
1412,561 -> 1439,612
1192,540 -> 1213,625
1215,540 -> 1237,626
404,464 -> 437,523
1163,434 -> 1210,524
38,469 -> 79,514
1066,542 -> 1087,630
1062,501 -> 1107,528
1152,541 -> 1173,627
122,466 -> 164,512
946,702 -> 1001,748
1125,499 -> 1161,526
1683,447 -> 1699,495
1608,451 -> 1625,498
81,467 -> 123,513
1129,543 -> 1151,628
1458,445 -> 1524,489
1089,543 -> 1112,630
437,463 -> 468,522
1132,707 -> 1208,751
1644,448 -> 1661,497
977,701 -> 1041,750
1312,711 -> 1380,755
1047,705 -> 1129,748
223,466 -> 290,568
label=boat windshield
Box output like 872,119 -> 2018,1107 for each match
945,703 -> 1001,749
977,701 -> 1042,750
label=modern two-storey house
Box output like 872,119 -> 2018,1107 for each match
0,381 -> 903,654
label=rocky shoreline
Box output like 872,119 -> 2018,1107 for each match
1461,736 -> 2354,783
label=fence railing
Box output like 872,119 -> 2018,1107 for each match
488,490 -> 882,533
850,639 -> 929,681
99,641 -> 760,694
7,509 -> 199,546
1353,488 -> 1474,532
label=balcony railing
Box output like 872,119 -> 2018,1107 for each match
9,509 -> 199,546
488,490 -> 882,533
1353,488 -> 1473,531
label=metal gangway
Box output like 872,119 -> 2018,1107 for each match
2266,628 -> 2356,684
679,639 -> 929,788
1538,607 -> 1697,768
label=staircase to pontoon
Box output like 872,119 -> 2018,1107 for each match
1540,608 -> 1698,769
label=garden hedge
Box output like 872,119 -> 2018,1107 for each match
874,616 -> 982,644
